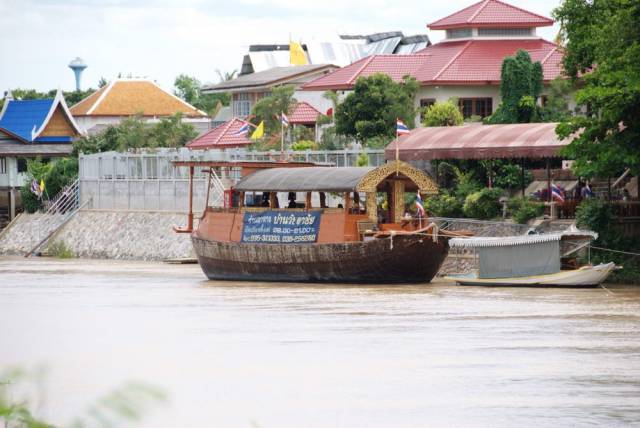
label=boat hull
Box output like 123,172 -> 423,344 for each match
192,234 -> 449,283
447,262 -> 616,288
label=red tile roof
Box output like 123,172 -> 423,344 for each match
385,123 -> 568,160
302,39 -> 563,90
288,102 -> 322,124
302,55 -> 432,91
187,118 -> 252,149
415,39 -> 563,83
428,0 -> 553,30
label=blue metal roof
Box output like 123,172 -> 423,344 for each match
0,99 -> 54,142
34,136 -> 73,143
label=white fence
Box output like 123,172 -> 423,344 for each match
79,148 -> 387,212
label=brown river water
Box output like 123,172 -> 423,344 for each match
1,257 -> 639,427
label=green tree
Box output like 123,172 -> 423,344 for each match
251,85 -> 297,135
173,74 -> 230,115
422,100 -> 463,126
540,76 -> 573,121
73,113 -> 197,155
553,0 -> 640,180
20,157 -> 79,212
335,74 -> 419,143
487,50 -> 544,123
0,87 -> 96,110
148,113 -> 198,148
216,69 -> 238,82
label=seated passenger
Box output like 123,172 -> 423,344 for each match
287,192 -> 297,209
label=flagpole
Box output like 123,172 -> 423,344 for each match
281,112 -> 284,161
395,118 -> 400,175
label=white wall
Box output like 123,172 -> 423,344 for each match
74,116 -> 211,135
0,157 -> 27,188
293,90 -> 334,116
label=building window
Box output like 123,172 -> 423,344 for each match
233,93 -> 251,117
477,28 -> 533,37
0,157 -> 6,174
459,98 -> 493,118
17,158 -> 28,173
446,28 -> 472,39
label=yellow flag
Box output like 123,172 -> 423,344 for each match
289,41 -> 308,66
251,121 -> 264,140
39,179 -> 45,194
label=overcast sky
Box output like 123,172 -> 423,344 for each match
0,0 -> 562,93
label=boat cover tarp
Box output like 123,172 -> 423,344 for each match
478,240 -> 560,278
234,167 -> 374,192
451,234 -> 561,278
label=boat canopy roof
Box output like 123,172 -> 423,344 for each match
234,160 -> 439,193
449,228 -> 598,249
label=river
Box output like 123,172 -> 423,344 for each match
1,257 -> 639,427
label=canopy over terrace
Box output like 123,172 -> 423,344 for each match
385,123 -> 569,161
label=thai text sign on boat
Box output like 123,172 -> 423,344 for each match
241,211 -> 321,244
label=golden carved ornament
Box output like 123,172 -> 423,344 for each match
355,160 -> 438,194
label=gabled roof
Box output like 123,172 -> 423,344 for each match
302,55 -> 431,91
0,90 -> 83,143
201,65 -> 337,94
70,79 -> 207,117
289,102 -> 322,125
187,118 -> 252,149
414,39 -> 562,83
428,0 -> 553,30
302,39 -> 562,90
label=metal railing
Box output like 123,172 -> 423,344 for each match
29,178 -> 83,256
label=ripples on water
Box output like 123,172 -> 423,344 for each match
0,257 -> 639,427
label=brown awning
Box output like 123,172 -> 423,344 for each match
386,123 -> 570,160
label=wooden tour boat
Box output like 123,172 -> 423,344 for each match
175,160 -> 453,283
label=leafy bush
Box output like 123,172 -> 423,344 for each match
426,194 -> 464,218
575,199 -> 640,284
318,125 -> 350,150
494,163 -> 533,189
509,197 -> 544,224
356,152 -> 369,166
463,187 -> 504,219
422,101 -> 463,127
575,199 -> 618,245
291,140 -> 317,151
47,240 -> 74,258
454,171 -> 482,200
293,125 -> 315,142
363,135 -> 392,149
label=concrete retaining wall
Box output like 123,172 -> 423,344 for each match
0,210 -> 195,261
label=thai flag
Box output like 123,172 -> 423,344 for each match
231,122 -> 249,136
415,193 -> 426,217
30,179 -> 41,198
281,112 -> 289,127
396,119 -> 410,136
551,183 -> 565,203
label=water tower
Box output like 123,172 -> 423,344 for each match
68,57 -> 88,91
